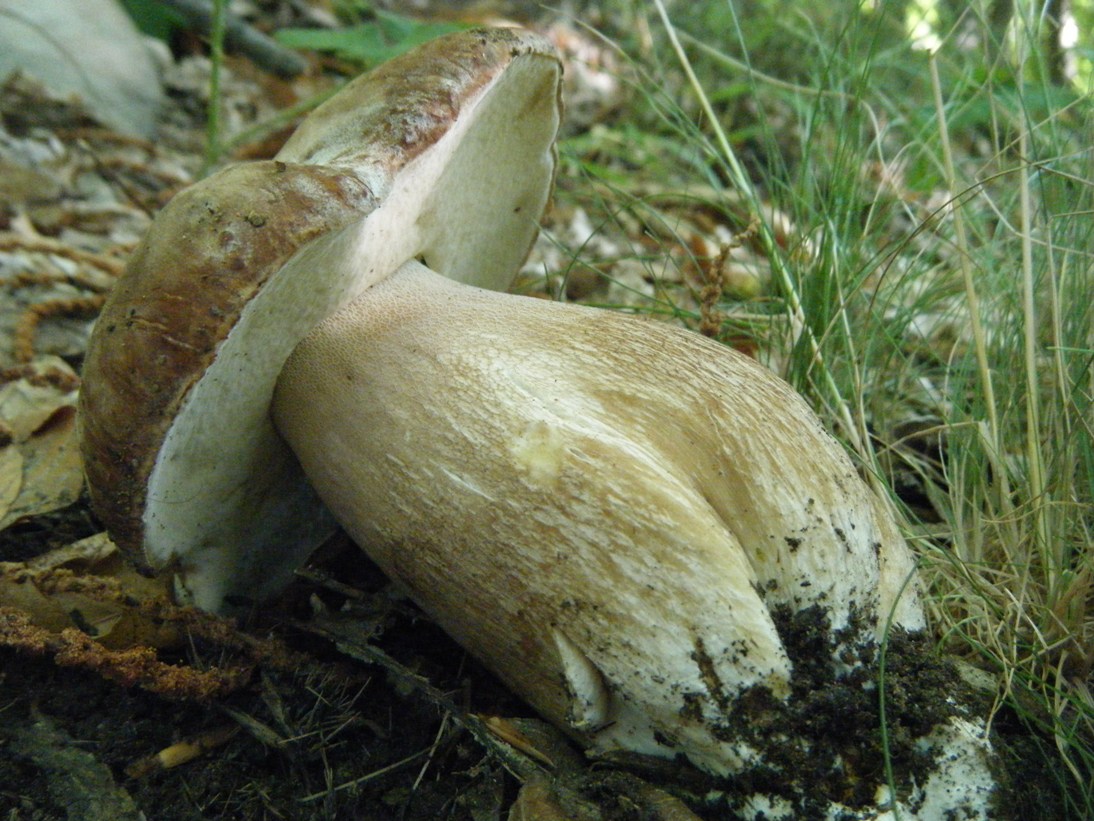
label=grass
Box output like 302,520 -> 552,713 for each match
558,0 -> 1092,813
203,0 -> 228,172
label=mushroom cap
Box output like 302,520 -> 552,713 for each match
77,28 -> 562,610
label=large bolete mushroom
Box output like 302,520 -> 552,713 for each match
78,27 -> 561,611
78,27 -> 999,817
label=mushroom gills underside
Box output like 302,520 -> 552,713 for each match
272,260 -> 927,777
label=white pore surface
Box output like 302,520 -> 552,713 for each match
144,54 -> 559,610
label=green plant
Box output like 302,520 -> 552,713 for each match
275,9 -> 467,68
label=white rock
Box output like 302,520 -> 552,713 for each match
0,0 -> 166,137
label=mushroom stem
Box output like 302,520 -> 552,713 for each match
271,259 -> 927,776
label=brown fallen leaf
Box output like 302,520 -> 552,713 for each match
481,715 -> 557,769
0,532 -> 179,650
0,445 -> 20,515
0,607 -> 250,700
508,774 -> 600,821
0,356 -> 82,530
1,533 -> 313,699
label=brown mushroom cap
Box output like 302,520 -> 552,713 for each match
77,28 -> 562,610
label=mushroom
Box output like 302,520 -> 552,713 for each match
78,27 -> 562,611
78,27 -> 999,817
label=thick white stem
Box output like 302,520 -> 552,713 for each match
273,260 -> 928,781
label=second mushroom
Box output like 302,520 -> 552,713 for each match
78,27 -> 1000,819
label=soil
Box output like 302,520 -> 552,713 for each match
0,501 -> 1080,820
0,516 -> 529,821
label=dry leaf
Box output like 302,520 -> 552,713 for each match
0,445 -> 21,514
482,715 -> 557,769
508,775 -> 598,821
0,356 -> 83,530
0,532 -> 178,650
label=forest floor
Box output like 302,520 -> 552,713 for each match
0,2 -> 1085,819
